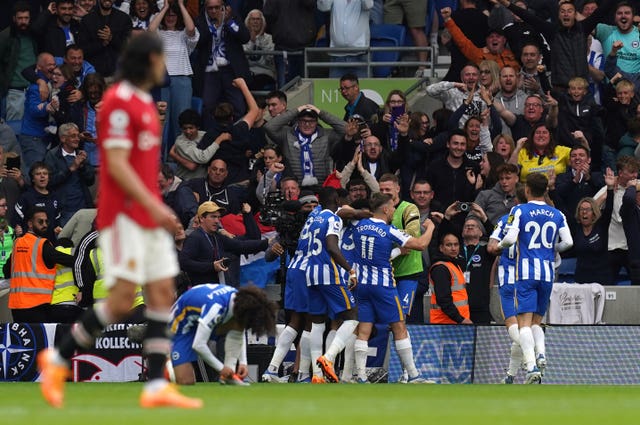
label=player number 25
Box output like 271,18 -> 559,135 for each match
309,228 -> 323,256
524,221 -> 557,250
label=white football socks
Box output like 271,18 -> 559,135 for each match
395,337 -> 419,378
298,330 -> 311,380
267,326 -> 298,374
354,338 -> 368,380
310,322 -> 325,376
341,333 -> 357,380
325,320 -> 358,362
519,326 -> 536,371
531,324 -> 545,357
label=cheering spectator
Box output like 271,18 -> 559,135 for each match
149,0 -> 199,142
243,9 -> 276,91
194,0 -> 250,130
79,0 -> 133,78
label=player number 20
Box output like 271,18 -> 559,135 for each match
524,221 -> 557,249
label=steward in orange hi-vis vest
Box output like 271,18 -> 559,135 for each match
429,260 -> 470,324
9,232 -> 56,310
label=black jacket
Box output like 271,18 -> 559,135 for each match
79,8 -> 132,77
32,11 -> 81,58
263,0 -> 317,51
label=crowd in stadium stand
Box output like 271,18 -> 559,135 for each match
0,0 -> 639,326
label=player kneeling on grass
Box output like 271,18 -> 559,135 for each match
169,283 -> 277,385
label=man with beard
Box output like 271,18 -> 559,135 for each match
79,0 -> 132,78
32,0 -> 82,58
492,66 -> 526,136
0,1 -> 38,121
493,93 -> 557,141
595,1 -> 640,74
425,129 -> 477,210
6,207 -> 74,323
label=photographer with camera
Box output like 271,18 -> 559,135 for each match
179,201 -> 268,287
432,200 -> 495,324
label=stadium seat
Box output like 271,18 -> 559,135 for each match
6,120 -> 21,137
556,257 -> 576,283
370,24 -> 406,77
191,97 -> 203,114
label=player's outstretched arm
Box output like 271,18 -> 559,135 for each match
404,218 -> 435,251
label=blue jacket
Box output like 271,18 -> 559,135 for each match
21,71 -> 50,137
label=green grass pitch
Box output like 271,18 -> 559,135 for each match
0,382 -> 638,424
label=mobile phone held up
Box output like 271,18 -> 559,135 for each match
391,104 -> 405,121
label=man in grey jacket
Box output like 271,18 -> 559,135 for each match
264,104 -> 345,188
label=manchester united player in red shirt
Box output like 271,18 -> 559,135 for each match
38,32 -> 202,409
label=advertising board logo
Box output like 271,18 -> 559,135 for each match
73,354 -> 143,382
0,323 -> 45,381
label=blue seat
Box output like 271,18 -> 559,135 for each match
370,24 -> 406,77
557,257 -> 576,283
191,97 -> 203,114
6,120 -> 21,137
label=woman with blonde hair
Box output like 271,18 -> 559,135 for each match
572,168 -> 615,284
479,60 -> 500,95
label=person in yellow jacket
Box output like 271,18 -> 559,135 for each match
89,244 -> 145,323
428,232 -> 472,324
8,208 -> 75,323
49,239 -> 82,323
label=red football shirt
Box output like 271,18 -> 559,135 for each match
96,81 -> 162,229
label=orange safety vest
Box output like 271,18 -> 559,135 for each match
428,260 -> 470,324
9,233 -> 56,309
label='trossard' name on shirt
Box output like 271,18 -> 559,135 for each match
356,224 -> 387,237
